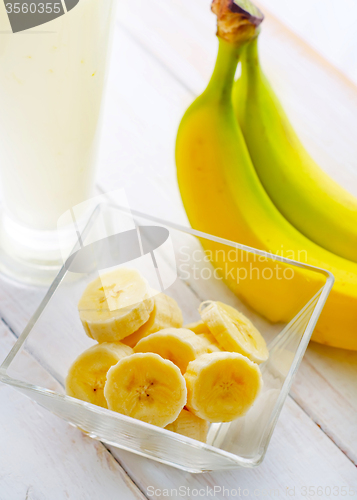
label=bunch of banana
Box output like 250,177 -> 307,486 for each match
66,268 -> 269,440
233,37 -> 357,264
175,0 -> 357,350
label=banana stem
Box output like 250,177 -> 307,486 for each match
206,39 -> 242,103
240,36 -> 262,87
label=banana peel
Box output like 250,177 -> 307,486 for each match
175,2 -> 357,350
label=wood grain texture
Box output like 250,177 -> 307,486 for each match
109,394 -> 357,497
291,343 -> 357,465
0,323 -> 146,500
0,0 -> 356,495
256,0 -> 357,86
0,261 -> 356,497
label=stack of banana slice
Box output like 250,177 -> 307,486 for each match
66,268 -> 268,443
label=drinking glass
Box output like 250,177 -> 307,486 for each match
0,0 -> 117,284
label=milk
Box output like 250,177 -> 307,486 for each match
0,0 -> 116,231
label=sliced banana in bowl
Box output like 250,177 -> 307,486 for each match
122,292 -> 183,348
199,301 -> 269,364
165,408 -> 209,443
104,352 -> 187,427
185,352 -> 262,423
185,320 -> 222,353
78,268 -> 154,343
65,342 -> 133,408
133,327 -> 211,374
184,320 -> 211,334
68,268 -> 268,441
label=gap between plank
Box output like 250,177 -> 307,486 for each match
116,21 -> 196,97
0,318 -> 150,500
0,234 -> 353,476
103,445 -> 151,499
288,389 -> 357,467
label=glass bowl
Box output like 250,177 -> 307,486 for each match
0,201 -> 333,473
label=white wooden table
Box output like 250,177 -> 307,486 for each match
1,0 -> 357,498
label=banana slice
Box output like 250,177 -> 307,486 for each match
199,301 -> 269,364
122,293 -> 183,348
104,352 -> 187,427
185,321 -> 223,353
78,268 -> 154,343
196,333 -> 223,354
65,342 -> 133,408
185,352 -> 262,423
184,320 -> 210,334
165,409 -> 209,443
134,327 -> 209,374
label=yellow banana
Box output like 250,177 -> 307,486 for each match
186,319 -> 242,354
175,1 -> 357,350
184,352 -> 262,423
165,409 -> 209,443
65,342 -> 133,408
233,37 -> 357,263
122,292 -> 183,348
104,352 -> 187,427
196,333 -> 223,354
78,268 -> 154,343
134,327 -> 213,374
199,301 -> 269,364
184,321 -> 210,335
184,321 -> 223,353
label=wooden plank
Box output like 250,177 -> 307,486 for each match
0,323 -> 146,500
255,0 -> 357,86
0,13 -> 355,496
0,276 -> 46,335
117,0 -> 215,96
291,343 -> 357,465
1,288 -> 356,495
2,271 -> 355,493
109,395 -> 357,497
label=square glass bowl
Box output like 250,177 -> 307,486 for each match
0,202 -> 333,473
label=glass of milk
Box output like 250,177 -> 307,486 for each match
0,0 -> 117,284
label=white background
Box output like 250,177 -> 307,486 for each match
258,0 -> 357,85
